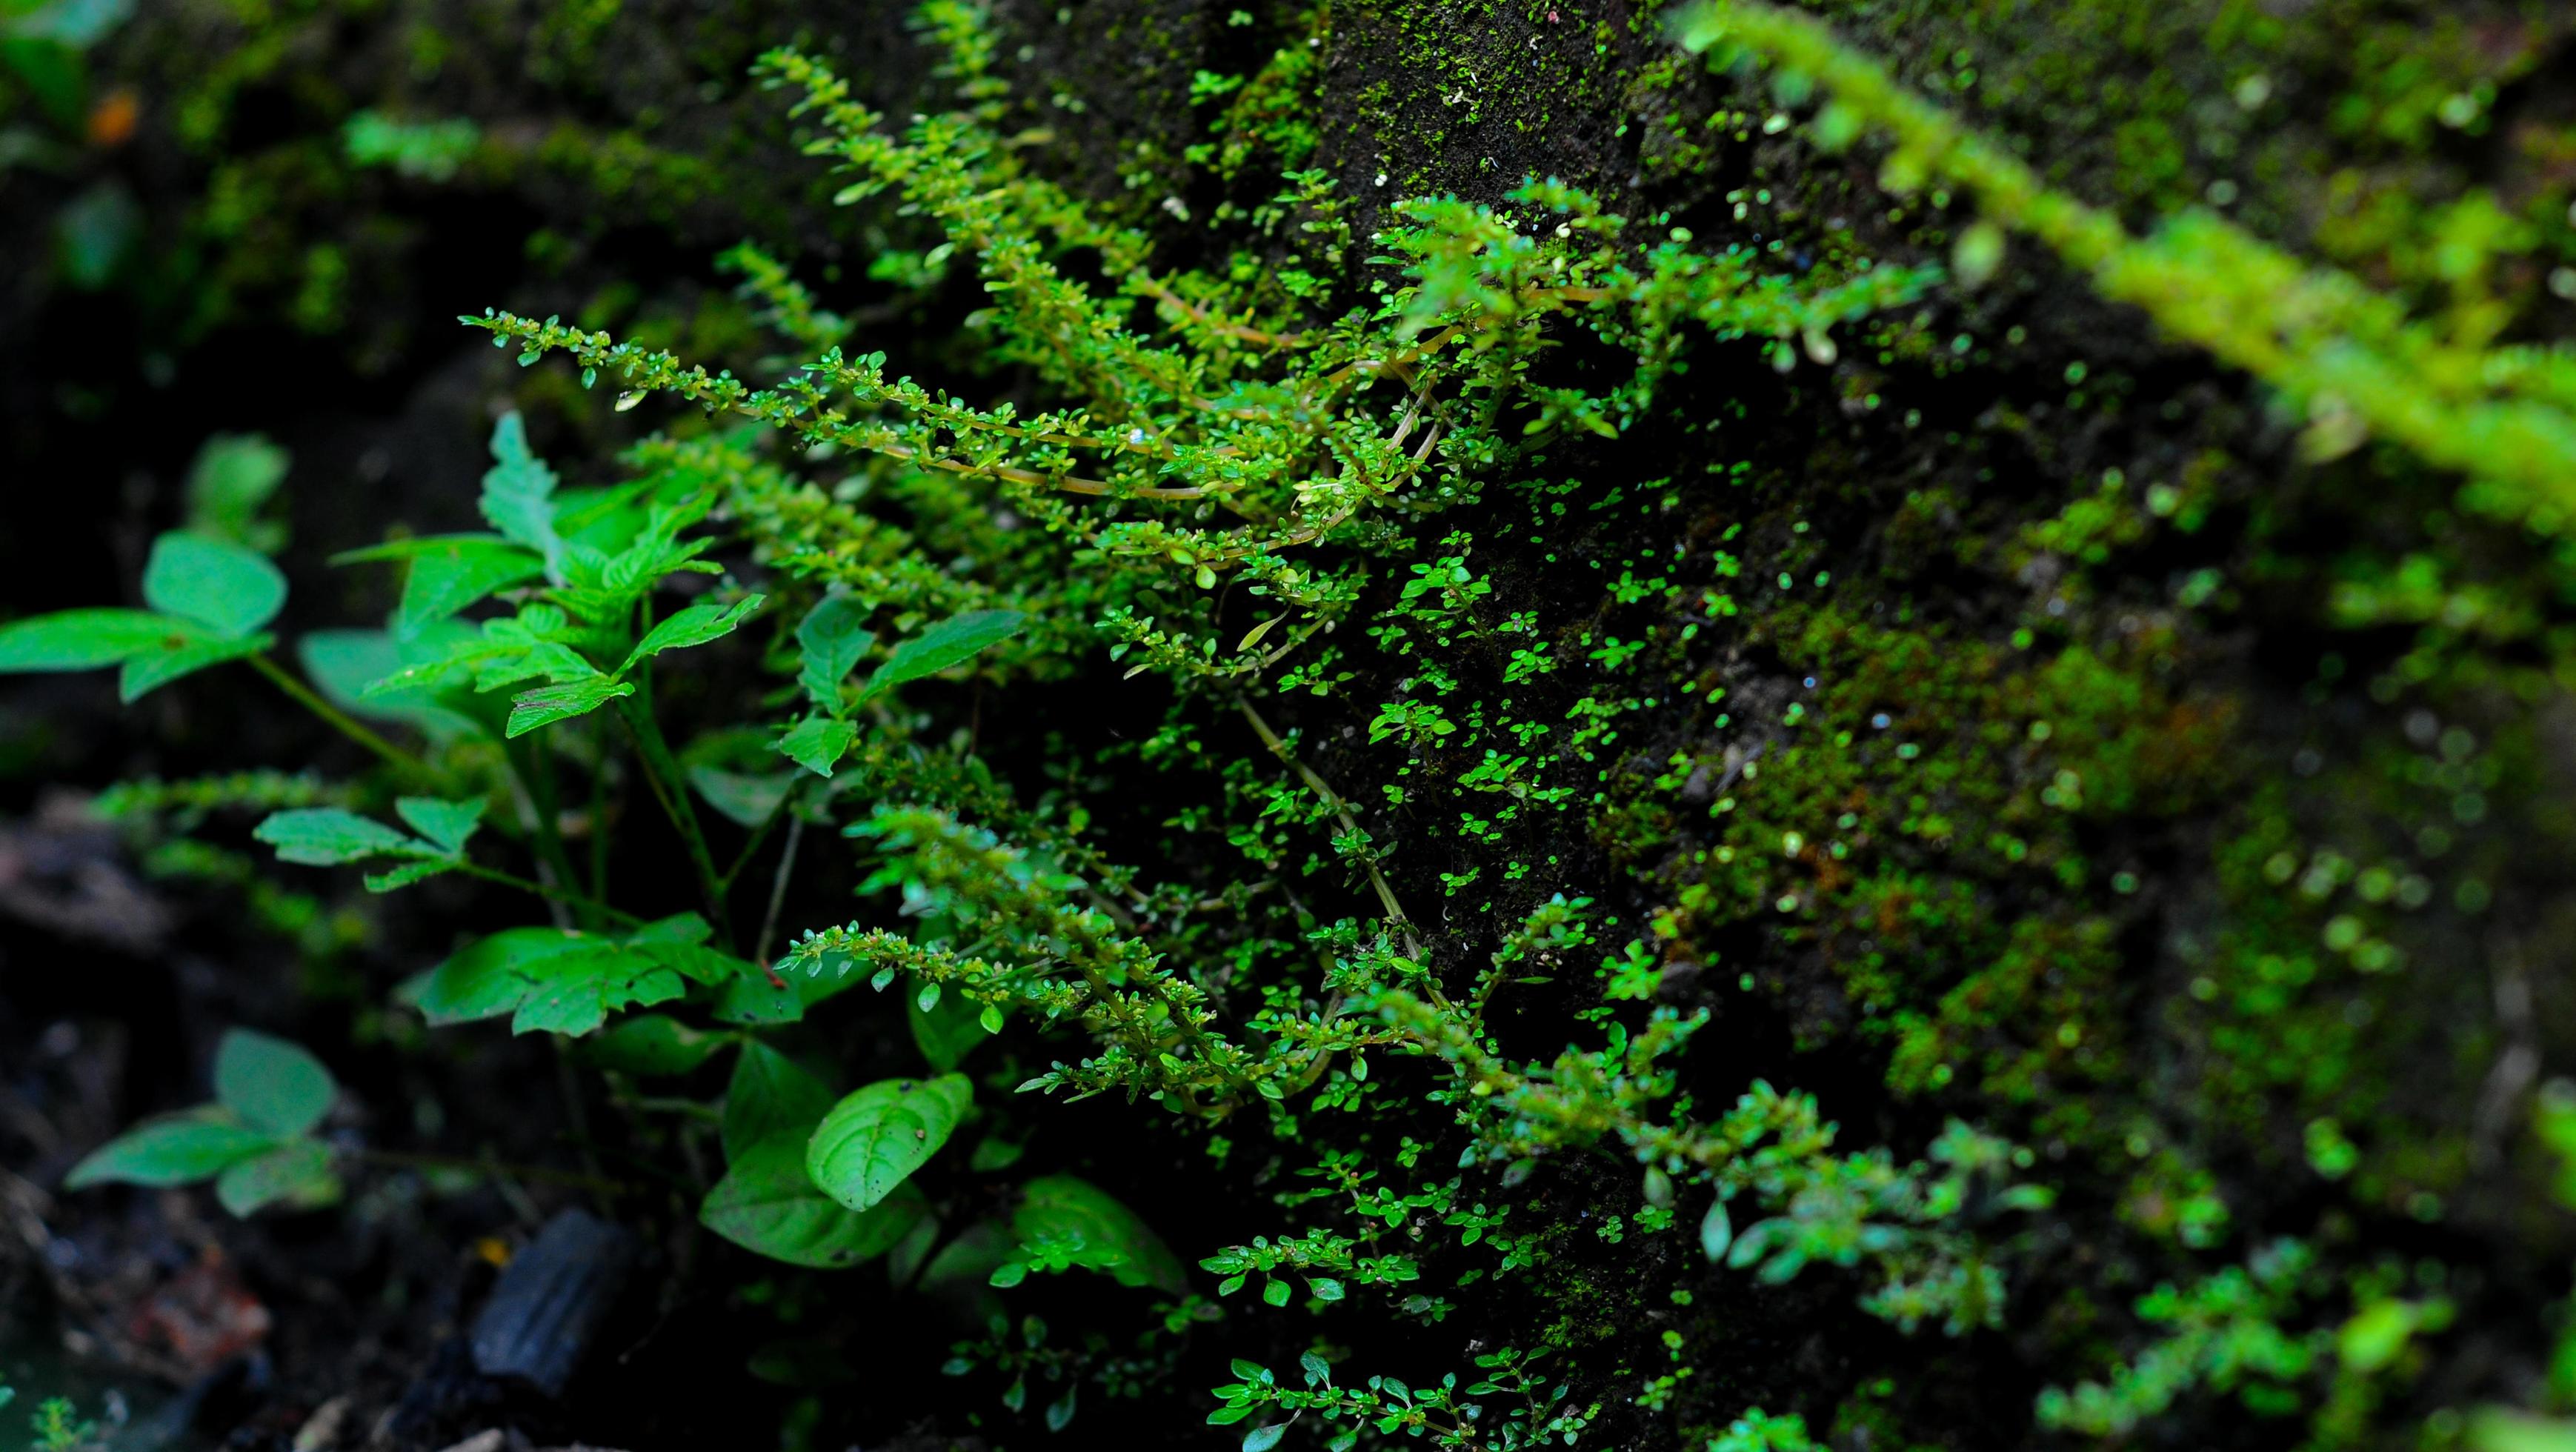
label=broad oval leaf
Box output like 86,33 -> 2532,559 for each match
0,608 -> 176,672
805,1073 -> 971,1212
214,1028 -> 336,1137
701,1136 -> 927,1268
65,1115 -> 275,1189
254,807 -> 421,866
864,608 -> 1022,697
580,1014 -> 723,1076
298,628 -> 484,736
142,531 -> 287,638
723,1041 -> 833,1162
214,1139 -> 342,1216
1010,1173 -> 1188,1293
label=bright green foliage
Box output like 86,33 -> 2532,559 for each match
1672,0 -> 2576,536
702,1137 -> 928,1268
0,528 -> 287,700
65,1028 -> 342,1215
34,0 -> 2576,1448
806,1073 -> 971,1213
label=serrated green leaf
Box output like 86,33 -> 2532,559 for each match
633,937 -> 753,987
724,1041 -> 833,1162
863,608 -> 1023,697
806,1073 -> 971,1213
0,608 -> 175,672
142,531 -> 286,638
1011,1174 -> 1188,1293
622,595 -> 765,673
506,676 -> 633,737
394,796 -> 486,853
413,926 -> 679,1037
116,629 -> 266,701
65,1115 -> 275,1188
701,1136 -> 926,1269
213,1139 -> 340,1216
253,807 -> 424,866
364,859 -> 457,892
796,595 -> 875,710
579,1013 -> 723,1076
479,412 -> 563,582
776,714 -> 856,778
213,1028 -> 335,1137
385,536 -> 543,639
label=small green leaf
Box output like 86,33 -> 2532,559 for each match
65,1116 -> 275,1188
395,796 -> 486,854
702,1137 -> 927,1268
776,714 -> 857,778
724,1041 -> 833,1162
142,531 -> 287,638
253,808 -> 422,866
213,1029 -> 336,1137
864,608 -> 1022,697
116,630 -> 266,701
795,594 -> 875,710
0,608 -> 175,672
1262,1277 -> 1291,1307
806,1073 -> 972,1212
1699,1197 -> 1732,1261
506,676 -> 634,737
580,1013 -> 723,1076
622,595 -> 765,673
213,1139 -> 340,1216
1243,1427 -> 1286,1452
364,859 -> 456,892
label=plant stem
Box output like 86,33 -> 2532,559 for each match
248,653 -> 427,776
507,736 -> 590,930
615,688 -> 730,942
1234,696 -> 1421,961
589,712 -> 613,907
753,810 -> 807,966
456,860 -> 642,927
